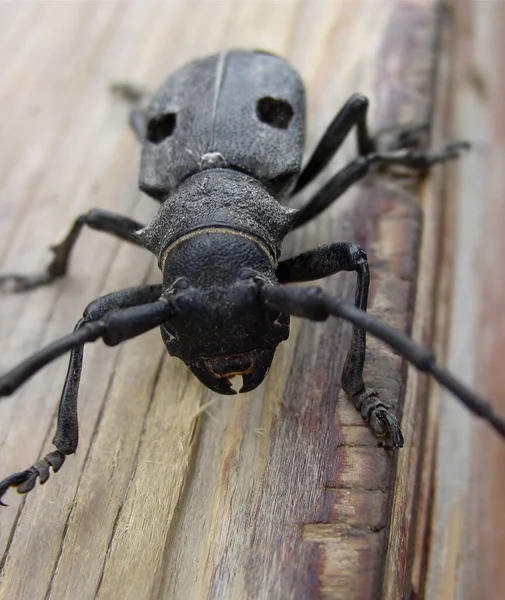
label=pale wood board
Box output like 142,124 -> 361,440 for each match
424,1 -> 505,598
0,1 -> 451,599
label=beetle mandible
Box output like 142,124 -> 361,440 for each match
0,49 -> 503,504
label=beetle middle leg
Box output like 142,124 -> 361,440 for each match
0,209 -> 146,292
276,242 -> 403,447
293,93 -> 467,195
293,140 -> 469,228
292,94 -> 376,195
291,93 -> 468,227
0,283 -> 165,504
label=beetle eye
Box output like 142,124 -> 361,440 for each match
146,112 -> 176,143
256,97 -> 293,129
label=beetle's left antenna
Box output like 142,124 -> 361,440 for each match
0,300 -> 175,398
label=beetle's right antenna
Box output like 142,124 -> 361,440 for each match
259,283 -> 505,439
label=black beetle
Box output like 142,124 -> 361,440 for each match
0,49 -> 502,504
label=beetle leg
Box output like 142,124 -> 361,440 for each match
292,94 -> 374,195
293,153 -> 377,228
276,242 -> 367,284
259,283 -> 505,445
373,122 -> 430,153
293,141 -> 469,228
0,209 -> 146,292
276,243 -> 403,447
52,284 -> 164,459
293,93 -> 468,198
0,284 -> 165,504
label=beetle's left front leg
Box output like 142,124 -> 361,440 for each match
0,284 -> 168,503
277,243 -> 404,447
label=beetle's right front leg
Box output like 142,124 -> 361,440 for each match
0,209 -> 146,292
0,283 -> 162,505
277,243 -> 404,448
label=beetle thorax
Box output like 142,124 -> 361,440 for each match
134,169 -> 297,266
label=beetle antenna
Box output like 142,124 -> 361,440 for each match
0,300 -> 175,398
260,283 -> 505,438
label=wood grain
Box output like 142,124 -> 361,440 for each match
425,1 -> 505,598
0,2 -> 448,598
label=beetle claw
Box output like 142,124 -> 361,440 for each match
353,387 -> 404,449
0,451 -> 66,506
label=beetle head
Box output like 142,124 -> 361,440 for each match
159,231 -> 289,394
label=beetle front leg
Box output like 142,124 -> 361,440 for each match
277,243 -> 403,447
0,209 -> 146,292
0,284 -> 163,504
0,320 -> 85,505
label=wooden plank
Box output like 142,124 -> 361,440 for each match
424,1 -> 505,598
0,1 -> 445,598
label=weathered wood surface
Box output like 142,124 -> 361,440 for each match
424,1 -> 505,598
0,1 -> 451,599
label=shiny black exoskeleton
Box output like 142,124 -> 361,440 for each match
0,50 -> 502,505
